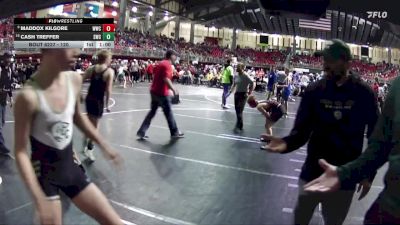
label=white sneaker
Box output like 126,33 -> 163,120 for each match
83,147 -> 96,162
221,104 -> 230,109
0,176 -> 2,185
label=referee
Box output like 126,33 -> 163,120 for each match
262,40 -> 379,225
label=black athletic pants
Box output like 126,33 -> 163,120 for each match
234,92 -> 247,130
294,179 -> 354,225
137,93 -> 179,136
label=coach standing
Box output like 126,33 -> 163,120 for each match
262,40 -> 379,225
221,59 -> 234,109
136,50 -> 184,139
0,52 -> 14,158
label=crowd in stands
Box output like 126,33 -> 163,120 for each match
291,53 -> 400,80
77,29 -> 400,81
4,53 -> 391,113
0,17 -> 13,40
114,30 -> 288,66
1,16 -> 399,82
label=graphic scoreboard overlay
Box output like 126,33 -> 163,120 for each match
13,18 -> 115,49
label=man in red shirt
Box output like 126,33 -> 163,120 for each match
137,50 -> 184,139
146,61 -> 154,82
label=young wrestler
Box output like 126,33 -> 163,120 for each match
247,96 -> 286,150
82,50 -> 114,162
14,48 -> 123,225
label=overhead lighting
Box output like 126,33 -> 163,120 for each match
235,29 -> 239,33
112,1 -> 118,7
386,48 -> 389,51
112,11 -> 117,16
163,15 -> 169,21
148,11 -> 153,16
132,6 -> 137,12
210,26 -> 216,31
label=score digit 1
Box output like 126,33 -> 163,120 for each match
102,24 -> 115,32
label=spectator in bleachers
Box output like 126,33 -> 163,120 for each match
276,70 -> 287,102
130,59 -> 140,84
0,52 -> 13,158
146,60 -> 154,82
266,67 -> 277,100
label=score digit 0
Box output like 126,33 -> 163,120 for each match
102,24 -> 115,32
102,32 -> 115,41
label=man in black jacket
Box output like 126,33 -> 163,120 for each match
262,40 -> 379,225
304,76 -> 400,224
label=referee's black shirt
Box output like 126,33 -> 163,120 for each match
282,74 -> 379,187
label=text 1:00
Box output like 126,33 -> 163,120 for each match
100,42 -> 112,47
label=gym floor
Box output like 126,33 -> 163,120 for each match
0,83 -> 388,225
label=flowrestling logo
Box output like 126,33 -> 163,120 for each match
367,11 -> 388,19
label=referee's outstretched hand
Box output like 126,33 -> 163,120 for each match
260,134 -> 287,153
303,159 -> 340,193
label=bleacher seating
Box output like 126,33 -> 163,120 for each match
291,54 -> 399,81
0,16 -> 398,81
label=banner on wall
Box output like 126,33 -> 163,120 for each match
63,4 -> 77,16
48,5 -> 64,16
103,5 -> 118,24
16,11 -> 37,18
204,37 -> 218,45
84,3 -> 99,18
